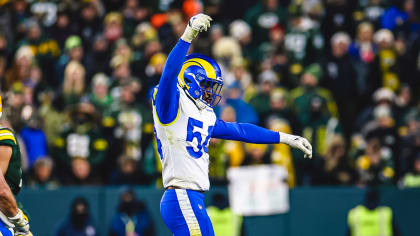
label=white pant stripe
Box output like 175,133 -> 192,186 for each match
175,189 -> 202,236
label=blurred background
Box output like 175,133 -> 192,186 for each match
0,0 -> 420,235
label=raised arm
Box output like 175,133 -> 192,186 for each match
155,14 -> 212,124
213,119 -> 312,158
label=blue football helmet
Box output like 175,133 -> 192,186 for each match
178,53 -> 223,108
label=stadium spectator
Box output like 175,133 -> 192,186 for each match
322,32 -> 358,138
268,117 -> 297,187
249,69 -> 278,122
62,61 -> 86,106
56,35 -> 85,85
85,34 -> 112,79
241,143 -> 271,166
354,135 -> 395,186
312,135 -> 355,185
77,2 -> 103,49
4,46 -> 35,91
355,87 -> 397,132
347,189 -> 399,236
349,22 -> 377,102
244,0 -> 288,46
49,8 -> 76,50
110,155 -> 150,186
26,157 -> 60,189
19,112 -> 48,169
229,20 -> 253,66
262,88 -> 300,133
53,103 -> 107,184
55,197 -> 98,236
88,73 -> 113,114
18,18 -> 60,87
109,189 -> 155,236
106,81 -> 144,160
401,154 -> 420,187
284,3 -> 324,83
321,0 -> 355,43
207,193 -> 243,236
368,29 -> 401,92
355,0 -> 389,29
398,104 -> 420,175
4,83 -> 28,132
223,81 -> 258,124
223,57 -> 254,96
290,63 -> 338,129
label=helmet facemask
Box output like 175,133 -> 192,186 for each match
198,75 -> 223,108
178,53 -> 223,109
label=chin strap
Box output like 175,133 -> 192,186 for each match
182,86 -> 207,110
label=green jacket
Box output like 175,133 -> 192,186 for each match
54,127 -> 108,167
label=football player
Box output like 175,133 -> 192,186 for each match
0,96 -> 31,236
153,14 -> 312,236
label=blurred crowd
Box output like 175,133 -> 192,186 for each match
1,0 -> 420,189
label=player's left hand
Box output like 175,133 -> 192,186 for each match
279,133 -> 312,159
181,13 -> 212,43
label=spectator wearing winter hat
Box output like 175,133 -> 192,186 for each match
290,63 -> 338,128
249,69 -> 278,123
322,32 -> 358,139
284,3 -> 325,83
229,20 -> 254,63
4,45 -> 35,91
56,35 -> 85,86
18,18 -> 60,87
88,73 -> 113,114
262,88 -> 300,134
244,0 -> 288,46
85,34 -> 112,79
356,87 -> 397,132
104,12 -> 124,43
368,29 -> 404,92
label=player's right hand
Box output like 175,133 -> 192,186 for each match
181,13 -> 212,43
8,209 -> 30,236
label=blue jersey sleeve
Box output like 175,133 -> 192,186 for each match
212,119 -> 280,144
155,39 -> 190,124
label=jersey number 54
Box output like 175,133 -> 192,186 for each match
186,117 -> 213,158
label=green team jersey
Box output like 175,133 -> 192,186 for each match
0,127 -> 22,195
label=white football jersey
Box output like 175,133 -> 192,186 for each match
153,85 -> 217,191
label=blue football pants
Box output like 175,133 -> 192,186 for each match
161,189 -> 214,236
